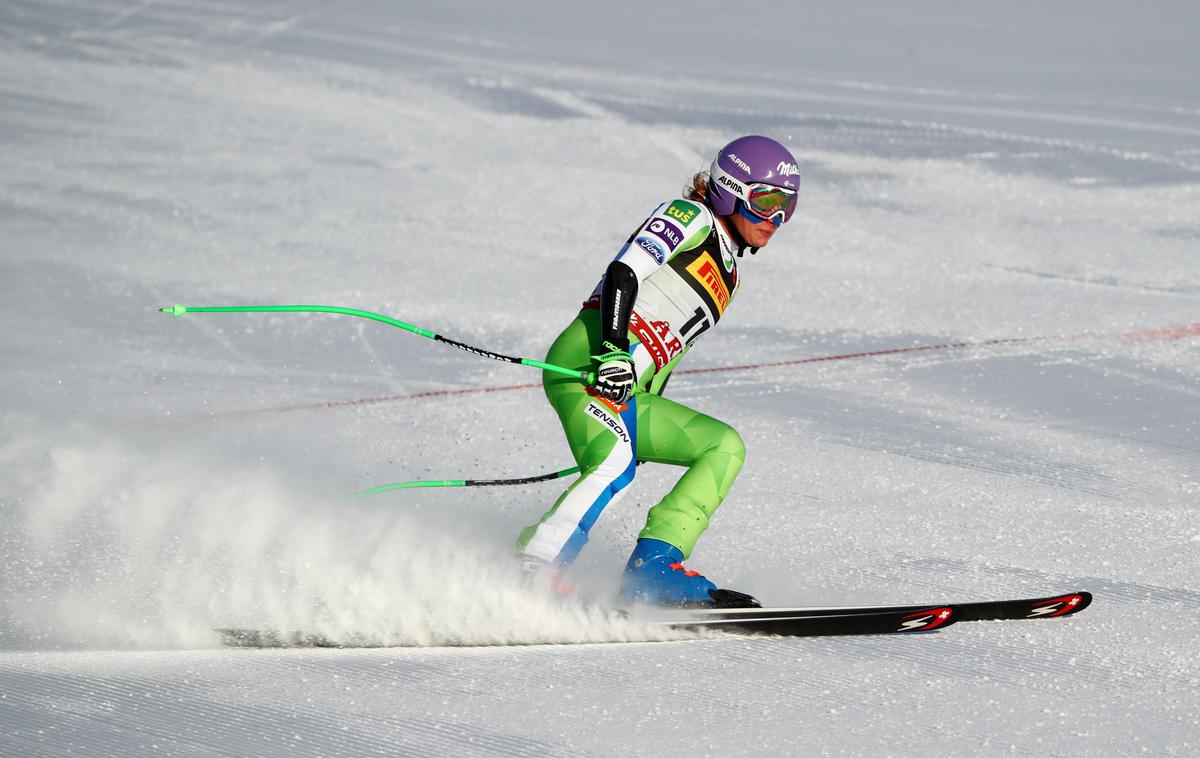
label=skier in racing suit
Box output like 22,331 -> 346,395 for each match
518,135 -> 801,607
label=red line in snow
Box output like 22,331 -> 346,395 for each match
198,321 -> 1200,421
673,336 -> 1037,376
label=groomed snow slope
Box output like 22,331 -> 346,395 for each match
2,1 -> 1198,755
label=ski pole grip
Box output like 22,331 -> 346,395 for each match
521,358 -> 594,385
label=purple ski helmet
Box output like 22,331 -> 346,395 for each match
707,135 -> 801,222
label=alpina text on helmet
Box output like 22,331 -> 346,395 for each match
726,153 -> 752,175
716,173 -> 745,196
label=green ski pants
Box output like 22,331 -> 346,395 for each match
516,310 -> 745,567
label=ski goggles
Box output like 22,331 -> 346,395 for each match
742,183 -> 798,225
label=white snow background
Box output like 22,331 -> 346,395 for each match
2,1 -> 1198,755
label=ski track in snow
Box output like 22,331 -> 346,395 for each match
2,0 -> 1200,755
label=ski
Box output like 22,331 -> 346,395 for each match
672,591 -> 1092,624
215,592 -> 1090,648
652,606 -> 957,637
216,606 -> 956,648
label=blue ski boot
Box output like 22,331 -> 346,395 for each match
616,539 -> 760,608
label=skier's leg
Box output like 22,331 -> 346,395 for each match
516,390 -> 636,567
516,315 -> 638,569
634,392 -> 745,559
616,392 -> 752,606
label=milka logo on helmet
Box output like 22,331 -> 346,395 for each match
726,153 -> 752,175
716,173 -> 745,196
776,161 -> 800,177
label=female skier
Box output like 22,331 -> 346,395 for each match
517,135 -> 801,608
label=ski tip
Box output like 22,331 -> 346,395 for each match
1072,590 -> 1093,611
160,304 -> 188,317
1028,591 -> 1092,618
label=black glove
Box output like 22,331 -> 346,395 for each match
592,340 -> 635,404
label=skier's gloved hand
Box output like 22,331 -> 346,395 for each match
592,340 -> 635,404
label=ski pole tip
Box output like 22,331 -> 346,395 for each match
160,304 -> 188,317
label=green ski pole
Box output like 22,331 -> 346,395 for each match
160,303 -> 595,384
351,466 -> 582,499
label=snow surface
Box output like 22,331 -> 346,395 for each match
2,0 -> 1199,755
